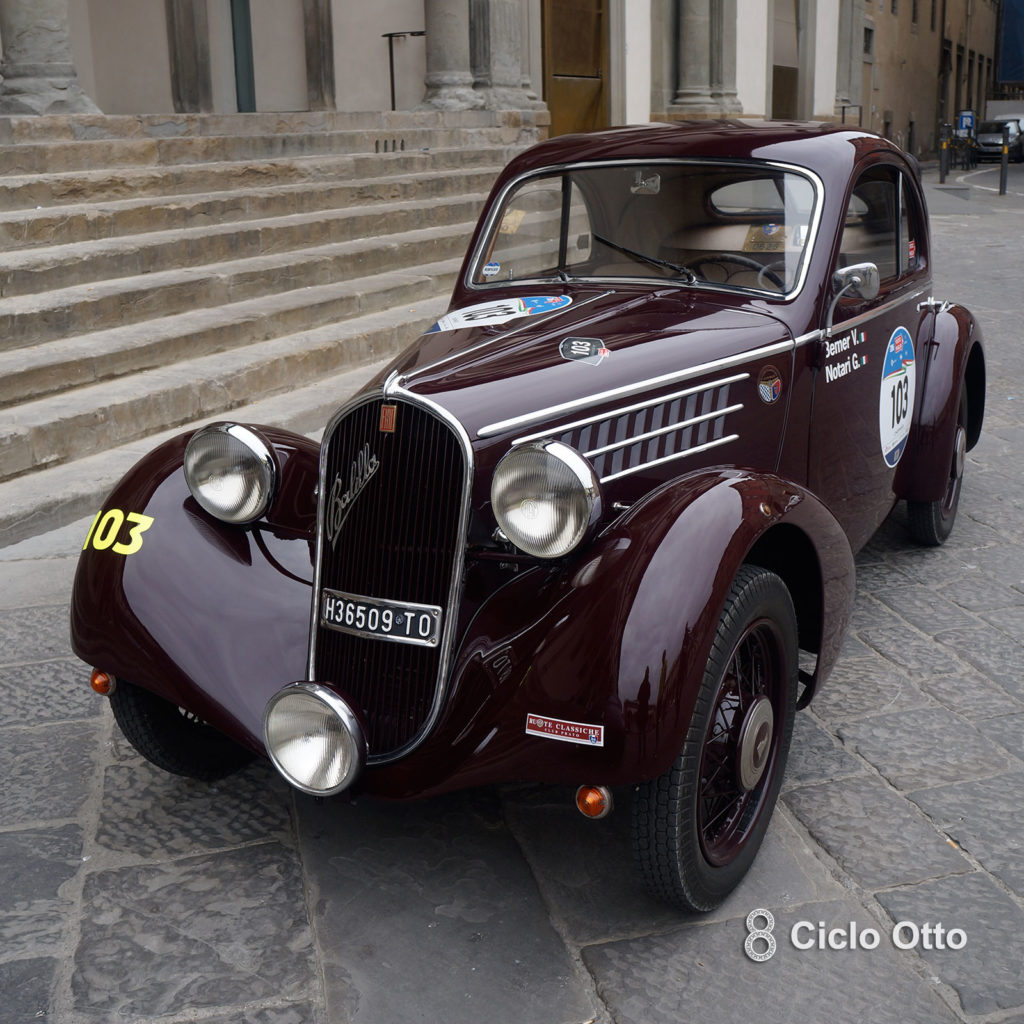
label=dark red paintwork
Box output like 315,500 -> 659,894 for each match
70,121 -> 985,800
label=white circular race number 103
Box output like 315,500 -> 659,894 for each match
879,326 -> 916,468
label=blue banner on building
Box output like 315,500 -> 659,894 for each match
1001,0 -> 1024,82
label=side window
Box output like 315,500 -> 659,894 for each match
839,166 -> 922,283
839,168 -> 898,280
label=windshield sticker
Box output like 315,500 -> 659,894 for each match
426,295 -> 572,333
879,326 -> 916,468
744,224 -> 787,253
560,336 -> 609,366
482,260 -> 501,277
526,714 -> 605,747
823,326 -> 868,384
758,365 -> 783,404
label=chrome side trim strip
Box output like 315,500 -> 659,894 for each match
512,372 -> 749,445
479,339 -> 792,438
600,434 -> 740,483
825,287 -> 930,337
584,403 -> 744,458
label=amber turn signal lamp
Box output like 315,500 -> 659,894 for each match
90,669 -> 115,696
575,785 -> 613,819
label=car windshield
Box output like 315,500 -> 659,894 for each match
979,120 -> 1018,134
472,161 -> 818,297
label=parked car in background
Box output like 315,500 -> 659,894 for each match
976,118 -> 1024,161
71,121 -> 985,912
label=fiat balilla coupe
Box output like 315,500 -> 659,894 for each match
72,121 -> 985,911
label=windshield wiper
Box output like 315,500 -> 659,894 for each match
592,232 -> 697,283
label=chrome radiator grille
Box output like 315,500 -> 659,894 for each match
313,396 -> 467,759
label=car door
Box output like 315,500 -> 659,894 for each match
808,160 -> 931,551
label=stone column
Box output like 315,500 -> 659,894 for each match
303,0 -> 335,110
0,0 -> 100,113
470,0 -> 543,109
421,0 -> 484,110
670,0 -> 740,116
166,0 -> 213,114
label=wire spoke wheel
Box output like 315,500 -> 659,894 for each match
699,620 -> 785,866
632,565 -> 798,911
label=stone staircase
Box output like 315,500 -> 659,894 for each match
0,109 -> 539,546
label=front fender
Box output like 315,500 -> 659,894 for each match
70,426 -> 320,752
898,303 -> 985,503
364,468 -> 854,798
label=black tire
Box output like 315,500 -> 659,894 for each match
907,391 -> 967,547
110,680 -> 254,781
631,565 -> 798,912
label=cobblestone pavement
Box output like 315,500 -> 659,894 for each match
1,170 -> 1022,1024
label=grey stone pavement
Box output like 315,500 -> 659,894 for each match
2,164 -> 1024,1024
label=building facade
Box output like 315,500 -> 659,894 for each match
0,0 -> 1005,158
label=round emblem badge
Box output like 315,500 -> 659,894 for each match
879,326 -> 916,468
758,365 -> 783,404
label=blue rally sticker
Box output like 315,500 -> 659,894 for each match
425,295 -> 572,333
878,326 -> 916,468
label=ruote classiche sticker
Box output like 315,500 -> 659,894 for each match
526,714 -> 605,747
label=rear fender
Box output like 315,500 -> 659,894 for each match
898,303 -> 985,503
70,426 -> 319,752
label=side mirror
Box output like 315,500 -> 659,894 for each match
826,262 -> 880,336
832,262 -> 880,301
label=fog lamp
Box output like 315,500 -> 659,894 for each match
263,683 -> 366,795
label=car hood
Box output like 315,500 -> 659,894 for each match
387,285 -> 795,443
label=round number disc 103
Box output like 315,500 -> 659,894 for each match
879,326 -> 916,468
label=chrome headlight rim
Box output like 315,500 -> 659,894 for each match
184,422 -> 278,525
262,682 -> 367,797
490,439 -> 603,559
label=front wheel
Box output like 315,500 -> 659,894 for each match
110,680 -> 255,781
631,565 -> 798,912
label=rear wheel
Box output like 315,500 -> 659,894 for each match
632,565 -> 798,911
110,680 -> 254,781
907,392 -> 967,546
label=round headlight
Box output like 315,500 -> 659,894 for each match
490,441 -> 602,558
263,683 -> 366,796
184,423 -> 276,524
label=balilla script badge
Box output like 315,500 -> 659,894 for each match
325,442 -> 380,549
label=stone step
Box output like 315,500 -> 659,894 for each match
0,192 -> 485,298
0,218 -> 476,350
0,108 -> 499,144
0,124 -> 507,176
0,350 -> 409,548
0,164 -> 502,250
0,146 -> 507,211
0,295 -> 449,486
0,258 -> 460,409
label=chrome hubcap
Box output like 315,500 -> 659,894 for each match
953,424 -> 967,480
736,696 -> 774,792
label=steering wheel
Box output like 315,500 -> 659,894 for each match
683,253 -> 786,291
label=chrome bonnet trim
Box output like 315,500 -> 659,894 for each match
479,339 -> 790,438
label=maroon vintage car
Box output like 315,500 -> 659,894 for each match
71,121 -> 985,911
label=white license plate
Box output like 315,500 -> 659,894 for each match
319,588 -> 442,648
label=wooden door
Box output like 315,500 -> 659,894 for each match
542,0 -> 609,136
